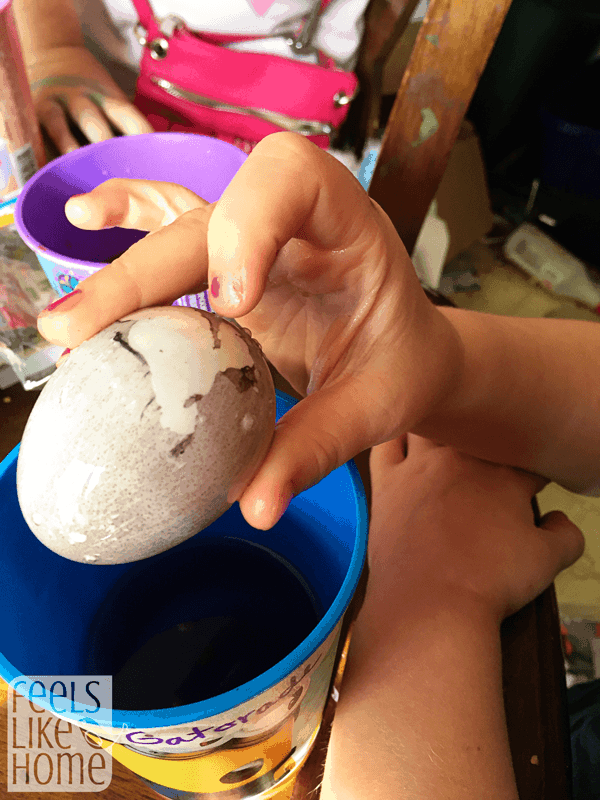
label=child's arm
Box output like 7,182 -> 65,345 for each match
323,600 -> 518,799
321,435 -> 584,800
13,0 -> 83,55
416,307 -> 600,496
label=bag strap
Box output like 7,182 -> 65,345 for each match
130,0 -> 335,42
130,0 -> 158,34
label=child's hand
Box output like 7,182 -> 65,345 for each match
368,435 -> 585,624
27,45 -> 154,154
36,133 -> 462,530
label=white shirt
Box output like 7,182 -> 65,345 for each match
76,0 -> 371,74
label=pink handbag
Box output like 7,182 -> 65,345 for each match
131,0 -> 358,151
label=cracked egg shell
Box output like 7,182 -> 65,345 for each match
16,306 -> 276,564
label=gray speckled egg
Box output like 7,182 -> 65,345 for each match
16,306 -> 276,564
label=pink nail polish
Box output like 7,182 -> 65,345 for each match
211,276 -> 220,299
56,348 -> 71,368
41,290 -> 82,314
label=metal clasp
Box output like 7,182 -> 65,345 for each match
157,15 -> 186,37
288,0 -> 323,57
133,22 -> 148,47
333,91 -> 351,108
134,15 -> 186,59
149,38 -> 169,60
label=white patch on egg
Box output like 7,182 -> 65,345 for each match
125,313 -> 253,437
242,414 -> 255,431
16,306 -> 276,565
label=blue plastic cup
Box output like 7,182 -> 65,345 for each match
0,391 -> 367,797
14,133 -> 247,310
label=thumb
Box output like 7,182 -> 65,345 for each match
539,509 -> 586,575
237,380 -> 377,529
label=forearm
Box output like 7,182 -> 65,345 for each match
322,593 -> 518,800
13,0 -> 83,64
416,307 -> 600,494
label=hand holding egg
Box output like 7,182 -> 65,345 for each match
17,307 -> 275,564
35,132 -> 459,532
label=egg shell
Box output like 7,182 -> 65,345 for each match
16,306 -> 276,564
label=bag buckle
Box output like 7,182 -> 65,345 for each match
133,23 -> 148,47
157,15 -> 186,37
135,15 -> 186,60
334,90 -> 354,108
148,38 -> 169,60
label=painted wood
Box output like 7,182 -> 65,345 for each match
369,0 -> 514,254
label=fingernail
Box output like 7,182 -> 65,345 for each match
223,276 -> 244,309
210,276 -> 220,298
40,289 -> 82,314
56,348 -> 71,368
251,491 -> 290,529
65,199 -> 85,222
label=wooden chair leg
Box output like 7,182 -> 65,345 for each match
368,0 -> 514,254
336,0 -> 421,157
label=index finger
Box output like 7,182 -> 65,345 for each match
206,132 -> 377,318
36,205 -> 213,347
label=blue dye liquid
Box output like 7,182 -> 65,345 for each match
85,537 -> 322,710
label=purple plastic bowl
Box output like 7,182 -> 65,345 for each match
14,133 -> 247,305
